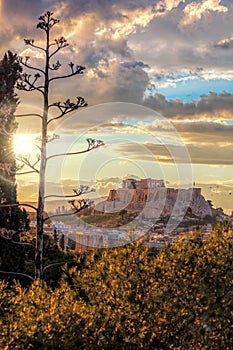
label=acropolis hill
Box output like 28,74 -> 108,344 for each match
96,178 -> 212,219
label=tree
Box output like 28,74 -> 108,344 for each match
0,11 -> 103,283
0,51 -> 29,232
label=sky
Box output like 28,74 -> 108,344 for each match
0,0 -> 232,213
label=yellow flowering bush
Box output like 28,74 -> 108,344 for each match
0,226 -> 232,349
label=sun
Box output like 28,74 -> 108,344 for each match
13,134 -> 37,156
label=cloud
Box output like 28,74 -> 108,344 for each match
48,102 -> 158,135
156,0 -> 185,12
122,61 -> 150,69
53,0 -> 157,41
0,1 -> 232,132
52,0 -> 186,22
173,121 -> 233,145
128,6 -> 233,73
1,1 -> 232,89
1,0 -> 44,20
95,177 -> 122,195
17,180 -> 38,201
0,0 -> 45,48
116,141 -> 233,165
1,0 -> 232,73
122,119 -> 233,146
148,70 -> 233,92
181,0 -> 228,26
17,90 -> 233,135
213,36 -> 233,49
81,59 -> 150,104
144,91 -> 233,118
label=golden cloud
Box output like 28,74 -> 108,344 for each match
181,0 -> 228,26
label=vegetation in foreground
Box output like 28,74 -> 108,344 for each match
0,225 -> 232,349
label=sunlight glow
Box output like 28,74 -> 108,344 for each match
13,134 -> 38,155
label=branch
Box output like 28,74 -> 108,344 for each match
14,170 -> 39,176
16,73 -> 44,94
35,133 -> 60,145
17,83 -> 44,94
0,270 -> 34,281
44,186 -> 95,199
47,111 -> 73,125
49,65 -> 86,83
19,57 -> 45,75
47,133 -> 60,143
11,154 -> 41,175
47,97 -> 87,124
37,11 -> 60,32
43,199 -> 90,222
49,37 -> 69,58
0,203 -> 38,212
49,47 -> 63,59
43,211 -> 78,222
43,260 -> 76,274
16,155 -> 40,174
0,234 -> 34,247
48,42 -> 58,48
32,143 -> 42,152
48,60 -> 62,71
15,113 -> 43,119
24,39 -> 45,53
46,138 -> 104,161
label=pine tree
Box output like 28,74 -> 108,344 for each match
0,51 -> 29,232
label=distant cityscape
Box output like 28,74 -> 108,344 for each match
28,178 -> 233,251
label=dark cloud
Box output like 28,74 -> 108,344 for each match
97,37 -> 132,59
2,0 -> 44,18
79,45 -> 110,69
144,91 -> 233,118
75,41 -> 132,69
0,1 -> 52,57
52,0 -> 157,19
80,60 -> 150,104
122,61 -> 150,69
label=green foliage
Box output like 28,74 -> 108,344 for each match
0,233 -> 75,288
0,227 -> 232,349
0,233 -> 26,274
42,234 -> 76,288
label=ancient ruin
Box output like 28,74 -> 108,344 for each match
96,178 -> 212,219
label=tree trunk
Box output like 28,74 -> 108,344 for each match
35,29 -> 49,283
